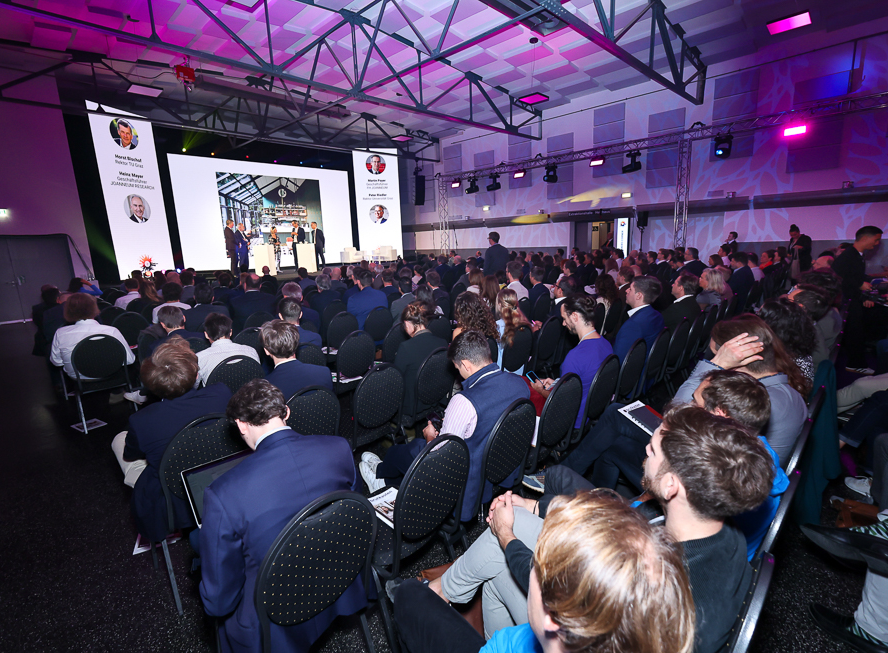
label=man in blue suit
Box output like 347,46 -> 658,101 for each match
229,273 -> 277,333
110,338 -> 231,542
613,275 -> 665,362
281,282 -> 320,331
200,379 -> 363,653
262,319 -> 331,399
347,268 -> 387,330
727,252 -> 754,316
277,297 -> 322,349
308,274 -> 340,320
146,306 -> 205,356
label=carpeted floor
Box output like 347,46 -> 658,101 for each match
0,321 -> 868,652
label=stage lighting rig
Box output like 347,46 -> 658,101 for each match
465,177 -> 480,194
622,151 -> 642,174
714,135 -> 733,159
486,174 -> 501,192
543,165 -> 558,183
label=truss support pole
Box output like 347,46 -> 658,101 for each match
437,177 -> 450,255
673,136 -> 692,247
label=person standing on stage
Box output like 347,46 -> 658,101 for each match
311,221 -> 325,267
235,223 -> 250,272
291,220 -> 305,268
269,227 -> 282,273
224,219 -> 237,276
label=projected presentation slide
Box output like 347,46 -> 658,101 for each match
88,114 -> 175,278
167,156 -> 353,272
352,149 -> 402,257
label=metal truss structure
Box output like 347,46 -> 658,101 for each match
445,90 -> 888,245
436,174 -> 451,255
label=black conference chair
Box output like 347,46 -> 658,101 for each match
723,552 -> 776,653
382,323 -> 408,363
592,302 -> 606,332
99,305 -> 125,325
531,294 -> 552,323
286,386 -> 340,436
157,414 -> 246,614
342,364 -> 404,450
517,297 -> 531,321
205,355 -> 264,393
524,374 -> 583,475
326,312 -> 359,352
696,305 -> 719,357
255,491 -> 379,653
600,299 -> 625,339
321,301 -> 348,344
785,387 -> 825,477
426,315 -> 452,342
62,334 -> 135,433
614,338 -> 647,404
140,303 -> 161,323
364,307 -> 393,344
185,337 -> 209,353
500,325 -> 533,373
403,347 -> 454,428
662,318 -> 694,394
137,332 -> 158,364
232,326 -> 264,359
638,328 -> 670,398
529,316 -> 563,374
757,469 -> 801,557
296,343 -> 327,367
333,331 -> 375,394
111,311 -> 149,349
244,311 -> 274,329
573,354 -> 620,444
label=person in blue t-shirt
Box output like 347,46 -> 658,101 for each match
392,492 -> 695,653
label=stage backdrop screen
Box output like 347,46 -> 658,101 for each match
352,149 -> 402,256
87,113 -> 175,278
167,155 -> 353,271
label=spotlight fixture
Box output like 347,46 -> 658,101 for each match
621,192 -> 633,199
465,177 -> 480,194
589,157 -> 605,167
451,180 -> 461,188
713,134 -> 733,159
784,125 -> 807,137
622,151 -> 642,174
543,165 -> 558,183
767,11 -> 811,36
513,169 -> 526,179
486,174 -> 501,192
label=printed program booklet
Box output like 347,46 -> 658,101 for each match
617,401 -> 663,436
368,487 -> 397,528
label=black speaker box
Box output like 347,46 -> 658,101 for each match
637,211 -> 649,228
414,175 -> 426,206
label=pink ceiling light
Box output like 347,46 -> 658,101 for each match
767,12 -> 812,36
518,92 -> 549,105
784,125 -> 807,137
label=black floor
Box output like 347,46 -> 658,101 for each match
0,321 -> 866,652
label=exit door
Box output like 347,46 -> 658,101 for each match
0,236 -> 75,324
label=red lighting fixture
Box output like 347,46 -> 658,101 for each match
589,157 -> 605,167
784,125 -> 807,137
767,12 -> 811,36
518,92 -> 549,105
513,170 -> 527,179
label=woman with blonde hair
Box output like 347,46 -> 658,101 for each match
495,288 -> 531,374
698,268 -> 729,309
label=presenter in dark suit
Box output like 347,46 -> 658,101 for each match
200,379 -> 363,653
224,219 -> 238,276
114,339 -> 232,543
277,297 -> 323,349
346,269 -> 388,330
482,231 -> 509,276
727,252 -> 754,315
234,223 -> 250,272
291,220 -> 305,267
661,273 -> 702,333
613,276 -> 665,362
310,221 -> 325,267
261,320 -> 332,399
229,274 -> 277,333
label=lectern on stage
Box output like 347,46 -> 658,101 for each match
295,243 -> 317,273
253,244 -> 276,275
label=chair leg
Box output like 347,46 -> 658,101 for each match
75,394 -> 88,433
373,569 -> 400,653
161,538 -> 184,615
150,540 -> 159,569
359,612 -> 377,653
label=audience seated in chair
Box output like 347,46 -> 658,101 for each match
199,379 -> 364,653
281,281 -> 320,331
277,296 -> 322,348
393,491 -> 695,653
151,282 -> 190,324
613,275 -> 665,361
229,274 -> 277,333
196,313 -> 260,387
110,338 -> 231,541
662,272 -> 701,333
347,268 -> 388,330
184,283 -> 229,332
115,278 -> 140,309
307,274 -> 339,322
429,404 -> 772,653
394,302 -> 449,425
360,330 -> 529,523
146,306 -> 204,357
262,319 -> 332,398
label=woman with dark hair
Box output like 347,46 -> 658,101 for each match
452,292 -> 498,341
466,268 -> 484,295
707,254 -> 722,269
414,284 -> 442,316
594,273 -> 620,311
604,258 -> 619,283
494,288 -> 531,374
481,275 -> 500,309
67,277 -> 102,296
395,301 -> 448,424
757,297 -> 817,381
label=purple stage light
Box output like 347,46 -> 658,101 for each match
767,12 -> 811,35
518,92 -> 549,105
784,125 -> 807,137
589,157 -> 605,167
392,134 -> 413,142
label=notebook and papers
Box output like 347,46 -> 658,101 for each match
181,450 -> 253,527
617,401 -> 663,436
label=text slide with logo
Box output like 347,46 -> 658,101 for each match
88,113 -> 175,278
352,149 -> 402,256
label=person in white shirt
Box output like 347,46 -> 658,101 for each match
505,261 -> 529,301
50,293 -> 135,379
747,253 -> 765,282
152,282 -> 190,323
196,312 -> 261,387
115,278 -> 141,309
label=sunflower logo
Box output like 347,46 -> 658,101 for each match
139,255 -> 157,274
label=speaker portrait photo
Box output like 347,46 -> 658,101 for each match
125,194 -> 149,223
110,118 -> 138,150
366,154 -> 385,175
369,204 -> 388,224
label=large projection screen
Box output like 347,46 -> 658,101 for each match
352,149 -> 402,256
167,155 -> 353,271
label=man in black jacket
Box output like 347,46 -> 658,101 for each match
788,223 -> 813,280
662,273 -> 701,332
727,252 -> 754,315
224,219 -> 237,276
483,232 -> 509,276
311,221 -> 325,267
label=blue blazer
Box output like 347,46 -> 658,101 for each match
200,429 -> 363,653
300,305 -> 320,330
347,287 -> 388,329
146,328 -> 206,356
184,304 -> 230,332
265,359 -> 333,400
613,305 -> 665,362
125,384 -> 232,542
310,290 -> 340,318
230,291 -> 277,332
297,326 -> 322,348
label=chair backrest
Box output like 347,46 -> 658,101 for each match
111,311 -> 149,347
697,305 -> 719,356
335,331 -> 375,380
785,386 -> 825,476
414,347 -> 455,414
233,326 -> 263,357
665,319 -> 692,368
327,312 -> 359,350
382,322 -> 408,363
642,328 -> 671,386
532,316 -> 563,369
244,311 -> 274,329
475,399 -> 536,517
746,280 -> 763,311
615,338 -> 647,403
255,491 -> 376,653
364,306 -> 393,342
286,386 -> 340,436
137,332 -> 158,363
579,354 -> 620,428
723,552 -> 775,653
70,334 -> 128,380
537,373 -> 583,450
601,299 -> 625,337
321,300 -> 348,336
449,283 -> 467,318
301,319 -> 319,333
716,297 -> 730,322
531,294 -> 552,323
487,337 -> 499,364
727,293 -> 738,317
592,302 -> 606,332
518,297 -> 531,321
679,312 -> 706,370
427,315 -> 452,342
351,365 -> 404,447
205,355 -> 265,393
388,436 -> 470,575
158,414 -> 246,531
141,302 -> 160,322
186,337 -> 210,353
500,325 -> 533,372
296,343 -> 327,367
99,306 -> 125,325
757,469 -> 801,555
